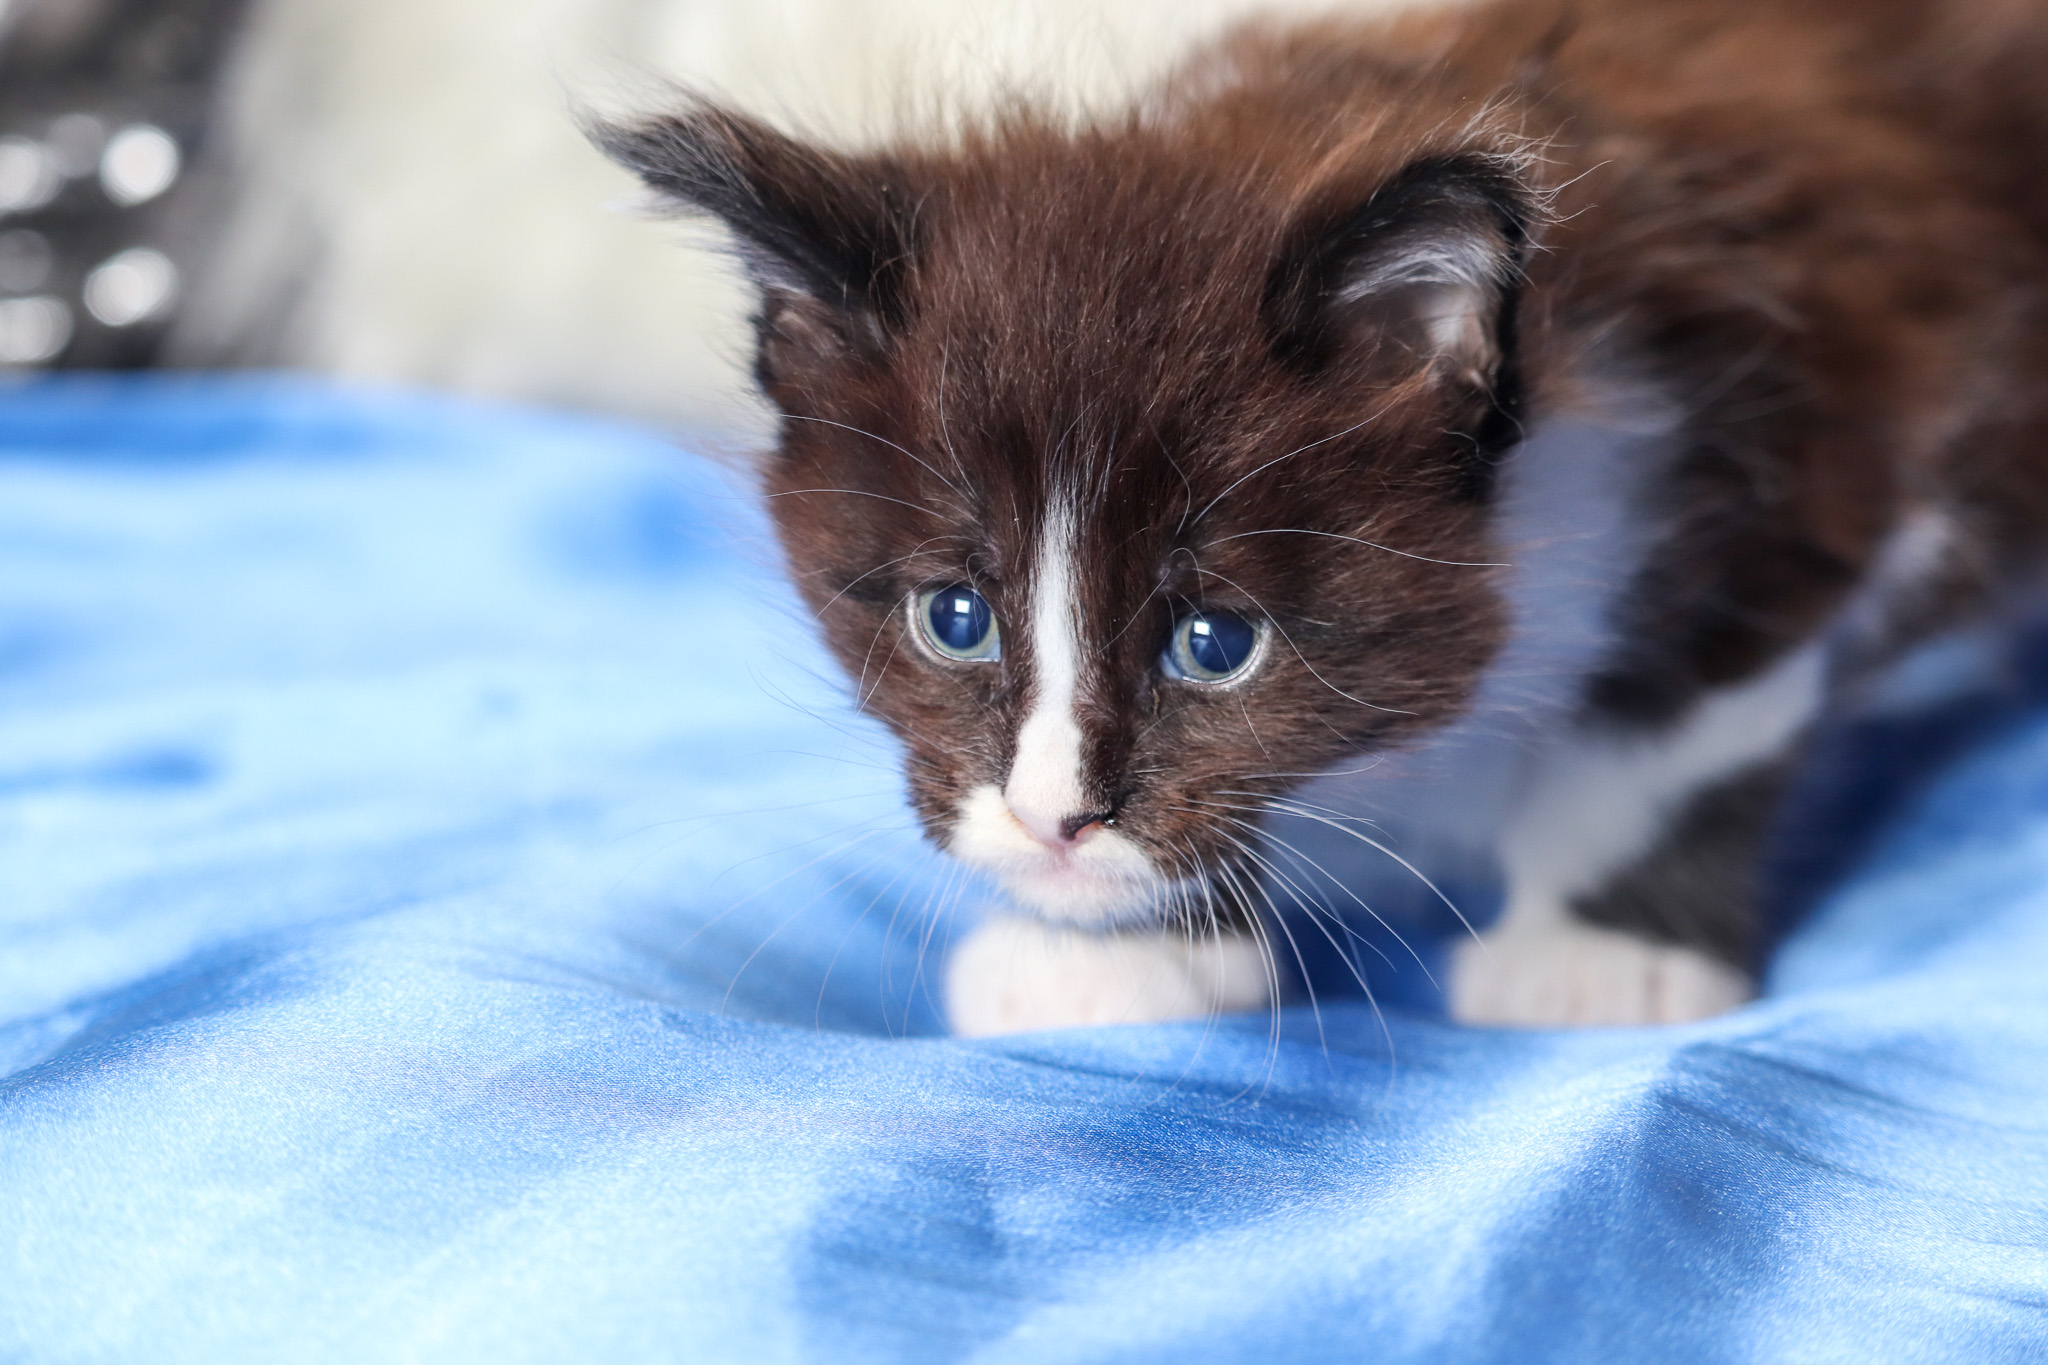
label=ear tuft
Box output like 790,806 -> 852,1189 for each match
585,99 -> 922,373
1266,152 -> 1535,388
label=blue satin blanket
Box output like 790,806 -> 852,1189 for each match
4,376 -> 2047,1362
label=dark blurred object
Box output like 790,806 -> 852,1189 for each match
0,0 -> 248,370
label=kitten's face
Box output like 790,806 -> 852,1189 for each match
599,108 -> 1533,928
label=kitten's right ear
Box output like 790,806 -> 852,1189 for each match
1265,152 -> 1534,390
587,100 -> 921,385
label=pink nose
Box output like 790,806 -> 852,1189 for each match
1006,799 -> 1111,849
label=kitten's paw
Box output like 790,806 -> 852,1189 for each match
946,917 -> 1272,1037
1448,921 -> 1751,1027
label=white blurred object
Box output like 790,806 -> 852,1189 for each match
84,248 -> 179,326
178,0 -> 1433,432
100,124 -> 181,206
0,137 -> 59,215
0,295 -> 71,363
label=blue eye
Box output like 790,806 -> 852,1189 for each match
915,584 -> 1001,661
1165,609 -> 1260,683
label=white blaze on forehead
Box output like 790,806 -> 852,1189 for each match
1004,499 -> 1090,840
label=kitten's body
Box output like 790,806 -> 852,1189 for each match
599,0 -> 2048,1030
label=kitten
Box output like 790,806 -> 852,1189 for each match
593,0 -> 2048,1031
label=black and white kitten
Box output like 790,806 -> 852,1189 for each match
595,0 -> 2048,1031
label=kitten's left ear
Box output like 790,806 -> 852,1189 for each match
586,98 -> 921,384
1266,152 -> 1535,393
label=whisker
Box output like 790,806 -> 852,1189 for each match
816,853 -> 961,1033
1197,814 -> 1399,1000
1245,874 -> 1332,1076
780,413 -> 972,506
1199,813 -> 1400,975
1215,826 -> 1396,1065
1230,756 -> 1392,782
813,537 -> 972,620
1166,829 -> 1284,1044
1187,408 -> 1395,528
903,858 -> 967,1033
1239,884 -> 1288,1092
1147,851 -> 1245,1107
675,820 -> 911,955
1197,817 -> 1404,1088
766,487 -> 941,515
1189,798 -> 1439,982
1212,846 -> 1326,1063
1192,563 -> 1417,716
1215,792 -> 1487,950
936,334 -> 971,491
718,829 -> 918,1015
852,602 -> 911,714
1186,840 -> 1286,1103
1204,527 -> 1508,568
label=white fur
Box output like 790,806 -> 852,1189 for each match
1339,235 -> 1505,300
1449,921 -> 1750,1026
1276,388 -> 1814,1030
1828,504 -> 1957,656
1447,643 -> 1825,1026
1339,235 -> 1505,375
946,916 -> 1272,1035
1003,501 -> 1088,844
1290,396 -> 1682,886
950,501 -> 1178,924
1495,642 -> 1826,929
1866,506 -> 1956,608
948,784 -> 1170,923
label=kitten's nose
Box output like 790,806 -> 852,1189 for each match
1004,702 -> 1109,849
1005,797 -> 1112,849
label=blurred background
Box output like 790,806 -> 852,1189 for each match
0,0 -> 1406,438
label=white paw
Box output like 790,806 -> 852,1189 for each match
945,917 -> 1273,1037
1449,921 -> 1751,1027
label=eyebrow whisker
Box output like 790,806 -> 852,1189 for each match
781,413 -> 973,506
1186,406 -> 1396,529
1204,527 -> 1508,568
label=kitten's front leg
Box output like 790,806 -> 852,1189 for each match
1448,757 -> 1785,1027
1449,920 -> 1750,1026
1450,651 -> 1820,1028
945,917 -> 1272,1036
